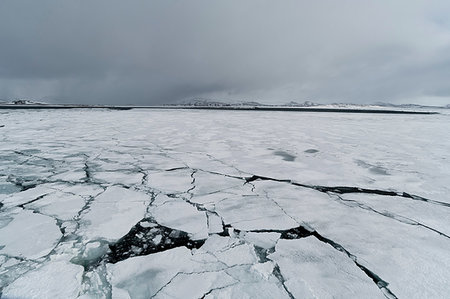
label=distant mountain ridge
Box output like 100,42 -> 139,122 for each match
175,98 -> 449,109
1,99 -> 47,105
1,97 -> 448,109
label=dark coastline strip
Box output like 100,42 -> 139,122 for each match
0,105 -> 440,114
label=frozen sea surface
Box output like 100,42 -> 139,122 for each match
0,109 -> 449,298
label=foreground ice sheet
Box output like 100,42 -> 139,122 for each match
269,237 -> 382,298
1,109 -> 450,298
2,260 -> 84,298
0,210 -> 61,259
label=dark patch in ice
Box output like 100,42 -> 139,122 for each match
165,167 -> 189,172
15,149 -> 41,155
356,160 -> 389,175
304,149 -> 319,153
0,183 -> 21,195
5,176 -> 38,192
231,226 -> 314,240
0,124 -> 4,128
273,151 -> 296,162
245,175 -> 290,184
369,167 -> 389,175
107,218 -> 205,264
83,162 -> 92,182
280,226 -> 314,239
253,245 -> 272,263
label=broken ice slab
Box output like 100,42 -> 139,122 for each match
78,186 -> 151,242
0,184 -> 57,209
214,195 -> 298,231
191,171 -> 245,196
91,171 -> 144,186
146,169 -> 194,194
2,260 -> 84,298
107,246 -> 195,298
148,196 -> 208,240
269,237 -> 383,298
242,232 -> 281,249
259,181 -> 450,298
207,212 -> 224,234
341,193 -> 450,237
108,235 -> 290,298
49,170 -> 86,182
0,210 -> 61,259
24,191 -> 85,221
153,271 -> 237,298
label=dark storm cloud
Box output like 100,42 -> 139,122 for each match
1,0 -> 450,105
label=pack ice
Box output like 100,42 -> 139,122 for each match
1,108 -> 449,298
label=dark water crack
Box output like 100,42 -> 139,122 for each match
107,218 -> 205,265
245,175 -> 450,208
272,264 -> 295,299
331,194 -> 450,239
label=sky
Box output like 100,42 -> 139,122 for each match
1,0 -> 450,106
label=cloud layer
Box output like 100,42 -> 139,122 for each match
1,0 -> 450,105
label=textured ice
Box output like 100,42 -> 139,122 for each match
79,186 -> 150,242
2,260 -> 83,299
107,246 -> 194,298
269,237 -> 383,298
146,169 -> 194,194
192,171 -> 244,196
92,171 -> 144,186
258,182 -> 450,298
148,197 -> 208,240
153,271 -> 237,298
1,109 -> 449,298
207,211 -> 224,234
341,193 -> 450,237
242,232 -> 281,249
215,195 -> 298,230
1,184 -> 56,209
0,210 -> 61,259
25,192 -> 85,220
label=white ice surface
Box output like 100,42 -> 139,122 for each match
26,192 -> 85,221
215,195 -> 298,230
108,246 -> 194,298
149,197 -> 208,240
146,169 -> 194,194
269,237 -> 383,298
341,193 -> 450,237
258,181 -> 450,298
0,184 -> 56,209
78,186 -> 150,242
2,260 -> 84,299
92,171 -> 143,186
0,210 -> 61,259
1,109 -> 449,298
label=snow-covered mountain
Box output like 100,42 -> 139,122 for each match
174,98 -> 450,109
1,98 -> 47,105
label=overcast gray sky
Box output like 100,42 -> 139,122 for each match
1,0 -> 450,105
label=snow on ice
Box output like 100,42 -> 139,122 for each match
0,108 -> 450,298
